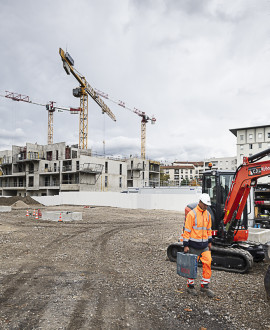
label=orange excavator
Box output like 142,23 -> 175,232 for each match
167,147 -> 270,273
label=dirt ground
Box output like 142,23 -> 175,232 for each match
0,204 -> 269,330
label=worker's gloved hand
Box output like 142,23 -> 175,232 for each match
184,246 -> 189,254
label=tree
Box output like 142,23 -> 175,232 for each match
181,178 -> 190,186
160,173 -> 170,186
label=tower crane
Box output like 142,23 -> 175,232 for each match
59,48 -> 116,149
95,88 -> 156,159
2,91 -> 80,145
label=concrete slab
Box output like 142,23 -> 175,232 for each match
41,211 -> 82,222
0,206 -> 11,212
248,228 -> 270,244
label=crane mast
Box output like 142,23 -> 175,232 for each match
59,48 -> 116,149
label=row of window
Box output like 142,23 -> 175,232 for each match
240,132 -> 270,141
240,143 -> 270,150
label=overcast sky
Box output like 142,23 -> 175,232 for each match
1,0 -> 270,163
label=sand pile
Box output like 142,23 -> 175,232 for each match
11,200 -> 29,209
0,196 -> 43,207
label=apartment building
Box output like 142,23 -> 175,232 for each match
230,125 -> 270,165
230,124 -> 270,184
161,161 -> 203,186
0,142 -> 127,196
173,161 -> 204,182
203,157 -> 237,171
126,158 -> 160,188
0,142 -> 161,196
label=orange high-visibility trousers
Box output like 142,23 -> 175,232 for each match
200,250 -> 212,281
187,250 -> 212,286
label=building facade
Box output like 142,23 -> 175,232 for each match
230,125 -> 270,184
0,142 -> 128,196
126,158 -> 160,188
230,125 -> 270,165
0,143 -> 161,196
203,157 -> 237,172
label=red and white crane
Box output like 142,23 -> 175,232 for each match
94,88 -> 156,159
2,91 -> 81,145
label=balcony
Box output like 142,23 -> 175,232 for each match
127,164 -> 144,171
79,163 -> 103,174
15,152 -> 40,163
41,167 -> 60,174
62,165 -> 73,172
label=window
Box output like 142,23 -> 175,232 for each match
268,133 -> 270,139
240,135 -> 244,141
105,176 -> 108,187
249,134 -> 253,139
259,143 -> 262,149
249,144 -> 253,149
105,161 -> 108,174
190,170 -> 192,174
175,169 -> 179,174
258,133 -> 262,139
46,151 -> 52,161
240,145 -> 244,150
119,177 -> 122,188
119,164 -> 122,175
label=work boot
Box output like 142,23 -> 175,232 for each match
187,285 -> 198,296
200,284 -> 215,298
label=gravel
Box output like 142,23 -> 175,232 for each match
0,205 -> 269,329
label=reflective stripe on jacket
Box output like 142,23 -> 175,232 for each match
183,205 -> 212,249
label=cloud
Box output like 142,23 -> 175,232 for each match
1,0 -> 270,163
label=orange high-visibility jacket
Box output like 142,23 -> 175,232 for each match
183,205 -> 212,250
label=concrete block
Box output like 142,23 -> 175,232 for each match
41,211 -> 82,221
0,206 -> 11,212
248,228 -> 270,244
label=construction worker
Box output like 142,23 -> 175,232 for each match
183,193 -> 215,297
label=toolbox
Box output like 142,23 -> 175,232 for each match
177,252 -> 198,279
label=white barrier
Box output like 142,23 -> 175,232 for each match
32,190 -> 201,212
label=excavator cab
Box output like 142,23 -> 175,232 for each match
202,170 -> 235,231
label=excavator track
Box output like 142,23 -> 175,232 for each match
167,242 -> 254,274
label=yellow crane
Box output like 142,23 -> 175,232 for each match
59,48 -> 116,149
95,89 -> 156,159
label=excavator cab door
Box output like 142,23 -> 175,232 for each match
202,171 -> 234,231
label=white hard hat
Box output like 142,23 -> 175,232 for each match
199,193 -> 211,206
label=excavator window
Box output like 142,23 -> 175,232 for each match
219,174 -> 233,212
204,175 -> 217,205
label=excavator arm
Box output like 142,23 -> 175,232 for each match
221,147 -> 270,243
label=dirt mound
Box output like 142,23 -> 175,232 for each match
0,196 -> 43,206
11,200 -> 29,209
